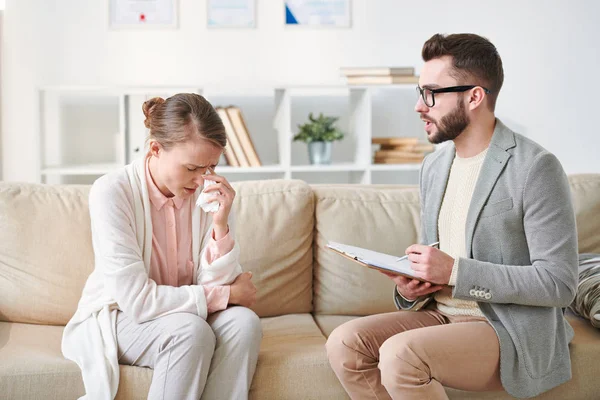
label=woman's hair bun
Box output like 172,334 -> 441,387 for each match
142,97 -> 166,129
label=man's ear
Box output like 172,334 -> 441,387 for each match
468,87 -> 487,111
148,140 -> 162,157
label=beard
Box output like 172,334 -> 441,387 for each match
426,98 -> 469,144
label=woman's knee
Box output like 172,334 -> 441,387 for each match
220,306 -> 262,345
163,313 -> 216,350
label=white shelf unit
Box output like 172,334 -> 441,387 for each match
37,84 -> 428,185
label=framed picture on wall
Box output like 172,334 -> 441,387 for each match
285,0 -> 351,28
109,0 -> 178,29
207,0 -> 256,28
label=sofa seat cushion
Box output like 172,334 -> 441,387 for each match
250,314 -> 347,399
314,315 -> 359,337
0,321 -> 153,400
0,315 -> 350,400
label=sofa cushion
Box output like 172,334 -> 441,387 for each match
0,184 -> 94,325
0,315 -> 348,400
250,314 -> 347,399
0,321 -> 158,400
0,321 -> 84,399
314,314 -> 359,337
312,185 -> 421,315
233,180 -> 314,317
569,174 -> 600,254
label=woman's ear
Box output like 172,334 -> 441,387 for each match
148,140 -> 162,157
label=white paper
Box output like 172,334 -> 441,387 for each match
327,241 -> 416,277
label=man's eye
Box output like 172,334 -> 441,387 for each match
187,167 -> 197,172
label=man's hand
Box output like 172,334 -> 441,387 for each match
381,271 -> 443,300
228,271 -> 257,307
405,244 -> 455,285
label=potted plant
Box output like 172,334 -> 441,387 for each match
293,112 -> 344,165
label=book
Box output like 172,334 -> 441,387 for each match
375,150 -> 427,159
372,137 -> 419,146
226,106 -> 262,167
326,241 -> 427,281
216,107 -> 250,167
379,143 -> 435,152
341,66 -> 415,77
373,157 -> 424,164
346,75 -> 419,85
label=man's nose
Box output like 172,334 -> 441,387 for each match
414,96 -> 429,113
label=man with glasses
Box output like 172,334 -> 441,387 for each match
327,33 -> 577,400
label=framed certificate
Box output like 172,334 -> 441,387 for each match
285,0 -> 351,28
109,0 -> 178,29
207,0 -> 256,28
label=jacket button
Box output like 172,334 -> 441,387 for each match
469,289 -> 476,296
485,293 -> 492,300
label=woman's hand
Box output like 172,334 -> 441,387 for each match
201,172 -> 236,240
229,272 -> 257,307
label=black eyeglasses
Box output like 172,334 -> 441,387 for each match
416,85 -> 491,107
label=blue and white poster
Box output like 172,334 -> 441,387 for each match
207,0 -> 256,28
285,0 -> 351,27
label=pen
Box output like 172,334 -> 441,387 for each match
396,241 -> 440,262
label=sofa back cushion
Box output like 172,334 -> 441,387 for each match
233,179 -> 314,317
0,179 -> 314,325
569,174 -> 600,254
312,185 -> 421,316
0,183 -> 94,325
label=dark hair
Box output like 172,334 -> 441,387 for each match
422,33 -> 504,111
142,93 -> 227,150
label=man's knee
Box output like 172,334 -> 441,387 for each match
379,332 -> 428,382
326,319 -> 373,365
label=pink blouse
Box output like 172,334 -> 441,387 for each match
145,157 -> 234,314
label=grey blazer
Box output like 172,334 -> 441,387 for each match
395,119 -> 578,398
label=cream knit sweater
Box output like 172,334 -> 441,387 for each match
435,148 -> 488,317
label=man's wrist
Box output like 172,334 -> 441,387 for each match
396,286 -> 417,302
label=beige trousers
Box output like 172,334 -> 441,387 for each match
116,306 -> 262,400
326,308 -> 504,400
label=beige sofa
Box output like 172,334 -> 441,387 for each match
0,174 -> 599,400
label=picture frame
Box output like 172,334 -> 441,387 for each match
109,0 -> 178,29
207,0 -> 256,29
284,0 -> 351,28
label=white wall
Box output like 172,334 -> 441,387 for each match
2,0 -> 599,182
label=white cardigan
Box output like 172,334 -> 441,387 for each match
61,158 -> 242,399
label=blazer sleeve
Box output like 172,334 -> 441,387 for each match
452,152 -> 578,307
394,154 -> 435,311
89,178 -> 209,323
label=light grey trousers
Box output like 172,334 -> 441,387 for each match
116,306 -> 262,400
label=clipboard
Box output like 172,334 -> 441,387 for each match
326,241 -> 430,282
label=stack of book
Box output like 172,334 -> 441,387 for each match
341,66 -> 418,85
215,106 -> 262,167
372,137 -> 434,164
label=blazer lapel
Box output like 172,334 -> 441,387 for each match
465,120 -> 515,257
426,145 -> 455,243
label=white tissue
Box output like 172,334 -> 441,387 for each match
196,179 -> 220,213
